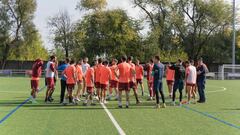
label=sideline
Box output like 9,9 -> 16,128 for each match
100,103 -> 126,135
0,86 -> 46,124
182,105 -> 240,130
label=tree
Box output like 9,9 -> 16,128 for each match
133,0 -> 188,62
133,0 -> 233,61
76,0 -> 107,11
0,0 -> 38,68
8,22 -> 48,60
133,0 -> 175,50
48,10 -> 74,58
171,0 -> 232,60
76,9 -> 142,61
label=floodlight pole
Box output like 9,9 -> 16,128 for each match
232,0 -> 236,66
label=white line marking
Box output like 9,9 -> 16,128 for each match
206,86 -> 227,93
100,103 -> 126,135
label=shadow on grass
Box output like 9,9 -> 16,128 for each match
0,98 -> 174,110
22,101 -> 175,111
221,108 -> 240,111
0,100 -> 28,106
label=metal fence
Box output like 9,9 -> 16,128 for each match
0,69 -> 226,80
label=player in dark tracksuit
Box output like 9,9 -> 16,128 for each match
57,58 -> 70,104
152,56 -> 166,109
197,58 -> 208,103
170,59 -> 185,106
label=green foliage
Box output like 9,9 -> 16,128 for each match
0,0 -> 47,67
8,24 -> 48,61
172,0 -> 232,59
75,9 -> 142,61
134,0 -> 234,62
77,0 -> 107,11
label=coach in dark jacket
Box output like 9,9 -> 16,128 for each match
57,58 -> 70,104
197,58 -> 208,103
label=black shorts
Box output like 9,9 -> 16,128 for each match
95,82 -> 101,89
129,81 -> 137,89
118,83 -> 129,91
67,84 -> 75,91
136,79 -> 143,84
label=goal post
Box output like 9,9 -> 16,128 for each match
219,64 -> 240,80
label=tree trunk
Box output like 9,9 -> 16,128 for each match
1,44 -> 10,69
65,48 -> 69,58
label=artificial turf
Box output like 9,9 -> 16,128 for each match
0,77 -> 240,135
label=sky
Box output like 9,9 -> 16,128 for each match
34,0 -> 142,49
34,0 -> 240,50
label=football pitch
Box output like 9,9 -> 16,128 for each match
0,77 -> 240,135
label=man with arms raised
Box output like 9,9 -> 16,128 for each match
170,59 -> 185,106
30,58 -> 44,104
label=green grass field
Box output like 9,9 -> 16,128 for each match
0,77 -> 240,135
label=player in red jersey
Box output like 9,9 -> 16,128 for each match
30,58 -> 44,104
108,59 -> 119,101
99,61 -> 112,104
146,59 -> 154,100
135,59 -> 145,96
63,59 -> 77,104
83,67 -> 96,106
116,56 -> 132,108
127,56 -> 140,104
94,58 -> 104,101
74,59 -> 83,101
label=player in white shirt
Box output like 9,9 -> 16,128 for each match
82,57 -> 90,96
185,60 -> 197,104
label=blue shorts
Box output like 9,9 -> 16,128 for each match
153,81 -> 163,92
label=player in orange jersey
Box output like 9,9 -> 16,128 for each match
63,59 -> 77,105
83,67 -> 96,106
74,59 -> 83,101
99,60 -> 112,104
94,58 -> 104,101
116,56 -> 132,108
127,56 -> 140,104
166,62 -> 175,98
108,59 -> 119,101
135,59 -> 145,96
